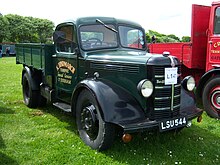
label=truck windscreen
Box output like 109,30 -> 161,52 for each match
79,24 -> 118,50
119,26 -> 146,50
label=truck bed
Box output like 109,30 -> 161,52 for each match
16,43 -> 55,74
148,42 -> 193,68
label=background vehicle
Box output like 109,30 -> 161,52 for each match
149,2 -> 220,118
0,43 -> 16,56
16,17 -> 202,150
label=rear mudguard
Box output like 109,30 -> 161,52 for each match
72,78 -> 146,125
22,66 -> 40,91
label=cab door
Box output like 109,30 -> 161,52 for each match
207,6 -> 220,71
53,23 -> 78,103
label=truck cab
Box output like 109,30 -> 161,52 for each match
203,1 -> 220,72
16,17 -> 202,150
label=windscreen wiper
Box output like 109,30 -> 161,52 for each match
96,19 -> 118,33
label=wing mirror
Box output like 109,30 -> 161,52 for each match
53,31 -> 66,43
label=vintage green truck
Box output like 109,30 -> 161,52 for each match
16,17 -> 203,150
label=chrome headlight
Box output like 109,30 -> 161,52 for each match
137,79 -> 154,98
182,76 -> 195,91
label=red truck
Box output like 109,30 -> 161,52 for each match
149,2 -> 220,118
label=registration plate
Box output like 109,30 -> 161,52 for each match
159,116 -> 187,132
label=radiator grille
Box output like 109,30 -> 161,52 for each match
152,65 -> 181,120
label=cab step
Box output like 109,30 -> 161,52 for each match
53,102 -> 71,112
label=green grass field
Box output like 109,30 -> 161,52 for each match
0,57 -> 220,165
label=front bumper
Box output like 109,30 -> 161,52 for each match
119,106 -> 203,133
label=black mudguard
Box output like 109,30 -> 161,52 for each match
72,78 -> 146,125
180,88 -> 203,120
22,66 -> 40,91
72,79 -> 203,133
196,68 -> 220,99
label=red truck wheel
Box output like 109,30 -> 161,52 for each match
22,72 -> 39,108
202,76 -> 220,118
76,89 -> 115,151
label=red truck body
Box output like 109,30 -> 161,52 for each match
149,2 -> 220,118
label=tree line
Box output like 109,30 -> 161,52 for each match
0,14 -> 190,44
146,30 -> 190,43
0,14 -> 54,43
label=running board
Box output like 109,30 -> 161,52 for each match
53,102 -> 71,112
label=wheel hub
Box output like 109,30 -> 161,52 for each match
81,105 -> 98,139
210,87 -> 220,110
217,97 -> 220,104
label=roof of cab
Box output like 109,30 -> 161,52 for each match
57,17 -> 142,28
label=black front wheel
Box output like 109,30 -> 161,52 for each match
202,76 -> 220,118
76,89 -> 115,151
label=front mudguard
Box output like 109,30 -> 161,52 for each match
196,68 -> 220,102
72,79 -> 203,133
179,88 -> 203,120
72,78 -> 146,124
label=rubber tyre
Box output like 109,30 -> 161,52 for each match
202,76 -> 220,118
22,72 -> 39,108
76,89 -> 115,151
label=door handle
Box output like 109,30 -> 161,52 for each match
209,41 -> 213,44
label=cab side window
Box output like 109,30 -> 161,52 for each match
56,25 -> 76,53
214,7 -> 220,34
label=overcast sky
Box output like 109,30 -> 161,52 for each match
0,0 -> 215,38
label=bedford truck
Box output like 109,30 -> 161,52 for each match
149,2 -> 220,119
16,17 -> 202,150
